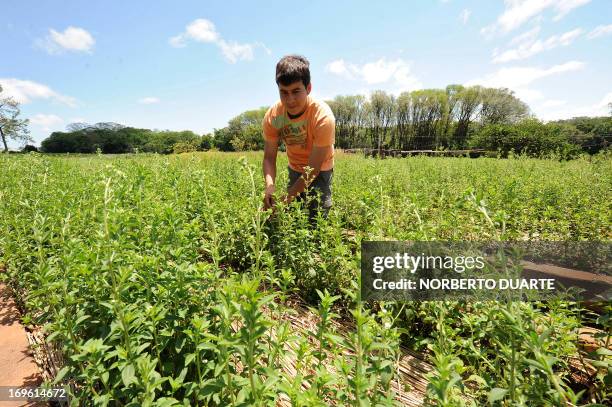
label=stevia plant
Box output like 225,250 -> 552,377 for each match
0,151 -> 610,405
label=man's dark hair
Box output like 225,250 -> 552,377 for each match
275,55 -> 310,87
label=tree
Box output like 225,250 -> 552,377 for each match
22,144 -> 38,152
66,122 -> 91,132
41,131 -> 92,153
442,84 -> 464,143
369,90 -> 395,152
396,92 -> 412,149
92,122 -> 125,131
0,85 -> 32,152
328,95 -> 370,148
327,96 -> 352,148
142,130 -> 199,154
479,87 -> 529,125
213,107 -> 268,151
454,86 -> 482,148
410,89 -> 447,149
173,140 -> 199,153
200,133 -> 214,150
41,125 -> 155,153
551,116 -> 612,154
212,127 -> 233,151
469,119 -> 581,159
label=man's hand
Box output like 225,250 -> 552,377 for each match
280,193 -> 292,206
263,184 -> 276,210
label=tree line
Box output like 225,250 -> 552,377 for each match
211,86 -> 609,158
325,86 -> 609,157
35,107 -> 269,154
39,122 -> 213,154
328,85 -> 530,150
2,82 -> 610,157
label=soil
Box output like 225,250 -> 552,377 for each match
0,283 -> 46,407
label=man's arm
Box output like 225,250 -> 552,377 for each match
263,139 -> 279,209
284,145 -> 332,204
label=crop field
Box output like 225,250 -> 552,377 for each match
0,151 -> 610,406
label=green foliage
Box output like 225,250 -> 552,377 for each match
211,127 -> 234,152
423,301 -> 588,406
141,130 -> 200,154
21,144 -> 39,152
479,87 -> 529,125
0,84 -> 32,152
199,133 -> 214,151
0,151 -> 609,405
326,88 -> 606,155
40,125 -> 204,154
551,116 -> 612,154
34,96 -> 610,157
216,107 -> 268,152
172,140 -> 199,154
469,119 -> 583,159
327,85 -> 530,151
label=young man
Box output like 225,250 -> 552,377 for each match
262,55 -> 335,220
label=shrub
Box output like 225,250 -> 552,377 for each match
172,140 -> 199,154
469,119 -> 581,159
21,144 -> 39,152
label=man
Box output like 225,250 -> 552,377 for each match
262,55 -> 335,221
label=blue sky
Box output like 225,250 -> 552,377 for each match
2,0 -> 611,147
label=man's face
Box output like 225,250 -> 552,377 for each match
278,81 -> 312,115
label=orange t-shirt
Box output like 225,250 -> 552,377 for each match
262,96 -> 335,172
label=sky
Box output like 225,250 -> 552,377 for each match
1,0 -> 612,148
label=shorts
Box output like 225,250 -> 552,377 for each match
287,166 -> 333,220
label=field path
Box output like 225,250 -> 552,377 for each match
0,284 -> 44,407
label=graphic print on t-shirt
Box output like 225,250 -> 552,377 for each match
271,115 -> 308,148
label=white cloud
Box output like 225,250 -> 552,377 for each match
309,90 -> 335,102
218,40 -> 254,63
558,28 -> 583,43
467,60 -> 585,89
514,88 -> 544,103
361,60 -> 404,84
538,91 -> 612,120
493,27 -> 583,63
30,114 -> 64,131
587,24 -> 612,39
254,42 -> 272,55
169,18 -> 219,48
168,35 -> 186,48
326,58 -> 422,93
169,18 -> 268,63
553,0 -> 592,21
459,9 -> 471,25
325,59 -> 351,77
185,19 -> 219,43
509,26 -> 541,45
467,61 -> 585,104
595,92 -> 612,112
138,97 -> 160,104
37,26 -> 95,54
0,78 -> 77,106
541,99 -> 567,108
481,0 -> 591,36
496,1 -> 552,33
